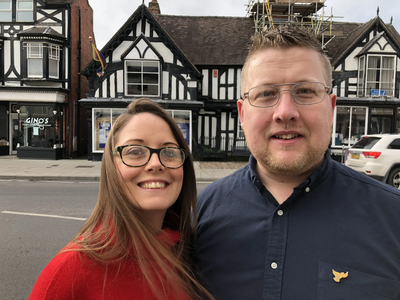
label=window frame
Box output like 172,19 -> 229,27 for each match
0,0 -> 12,22
124,60 -> 160,97
27,42 -> 43,78
0,0 -> 34,22
16,0 -> 33,22
48,44 -> 60,79
25,42 -> 61,79
364,54 -> 396,97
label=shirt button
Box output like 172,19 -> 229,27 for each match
271,262 -> 278,269
277,210 -> 283,216
305,187 -> 310,193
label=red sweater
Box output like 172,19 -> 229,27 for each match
28,229 -> 189,300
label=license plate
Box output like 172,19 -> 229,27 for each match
351,153 -> 360,159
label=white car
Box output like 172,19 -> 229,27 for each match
345,134 -> 400,190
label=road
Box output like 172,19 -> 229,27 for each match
0,180 -> 211,300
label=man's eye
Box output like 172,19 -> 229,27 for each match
257,90 -> 276,98
297,88 -> 315,94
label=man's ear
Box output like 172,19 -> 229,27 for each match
237,99 -> 245,128
329,94 -> 337,118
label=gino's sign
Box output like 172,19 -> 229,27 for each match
24,117 -> 51,130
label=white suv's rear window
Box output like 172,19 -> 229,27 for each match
352,137 -> 380,149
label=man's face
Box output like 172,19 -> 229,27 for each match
238,47 -> 336,177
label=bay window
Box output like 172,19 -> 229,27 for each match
26,42 -> 60,79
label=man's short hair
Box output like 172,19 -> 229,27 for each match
241,25 -> 332,96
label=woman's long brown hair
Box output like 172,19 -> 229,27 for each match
62,98 -> 214,300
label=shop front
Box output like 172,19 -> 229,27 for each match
9,103 -> 64,160
330,97 -> 400,161
80,99 -> 201,161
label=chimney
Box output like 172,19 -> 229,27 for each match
148,0 -> 161,15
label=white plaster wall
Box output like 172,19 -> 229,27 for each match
202,70 -> 209,96
162,71 -> 169,96
228,69 -> 234,99
117,69 -> 124,94
114,41 -> 135,60
220,87 -> 226,100
344,48 -> 360,70
221,112 -> 226,131
109,74 -> 115,98
153,43 -> 174,64
212,70 -> 218,99
237,69 -> 242,99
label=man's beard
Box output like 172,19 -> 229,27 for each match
250,142 -> 327,177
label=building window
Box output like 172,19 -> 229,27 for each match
48,44 -> 59,78
0,0 -> 12,22
167,110 -> 191,150
334,106 -> 368,147
125,60 -> 159,96
365,55 -> 395,97
17,0 -> 33,21
0,0 -> 33,22
27,43 -> 43,77
26,43 -> 60,79
92,108 -> 191,152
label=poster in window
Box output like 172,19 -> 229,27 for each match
177,122 -> 190,145
97,121 -> 111,150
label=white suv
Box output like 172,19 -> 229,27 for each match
345,134 -> 400,190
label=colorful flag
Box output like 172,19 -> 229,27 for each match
90,37 -> 107,77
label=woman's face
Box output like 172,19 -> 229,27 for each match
114,112 -> 184,229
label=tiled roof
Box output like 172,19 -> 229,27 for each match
18,26 -> 66,39
325,17 -> 400,66
154,15 -> 255,65
323,20 -> 370,66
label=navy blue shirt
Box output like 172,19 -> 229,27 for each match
194,153 -> 400,300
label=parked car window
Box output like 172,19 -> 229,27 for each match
388,139 -> 400,150
352,137 -> 380,149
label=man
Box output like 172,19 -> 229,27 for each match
194,26 -> 400,300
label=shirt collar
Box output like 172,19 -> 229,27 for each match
248,151 -> 333,190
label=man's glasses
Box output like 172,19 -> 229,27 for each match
114,145 -> 188,169
242,82 -> 331,108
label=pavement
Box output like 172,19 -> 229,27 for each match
0,155 -> 244,182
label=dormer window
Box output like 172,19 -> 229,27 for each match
0,0 -> 34,22
125,60 -> 160,97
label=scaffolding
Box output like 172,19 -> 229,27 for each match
245,0 -> 338,47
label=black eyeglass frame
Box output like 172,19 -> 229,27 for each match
114,145 -> 189,169
242,82 -> 331,108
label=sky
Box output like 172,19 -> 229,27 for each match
89,0 -> 400,49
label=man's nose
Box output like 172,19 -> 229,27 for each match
272,90 -> 300,123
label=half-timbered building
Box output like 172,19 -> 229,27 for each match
0,0 -> 94,159
81,0 -> 400,162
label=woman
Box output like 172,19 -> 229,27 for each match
29,98 -> 213,300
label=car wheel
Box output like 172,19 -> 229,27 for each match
387,167 -> 400,190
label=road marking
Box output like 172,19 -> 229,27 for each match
41,181 -> 75,184
2,210 -> 87,221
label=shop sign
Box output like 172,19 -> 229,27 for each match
23,117 -> 51,130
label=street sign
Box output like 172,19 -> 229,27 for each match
371,89 -> 387,96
